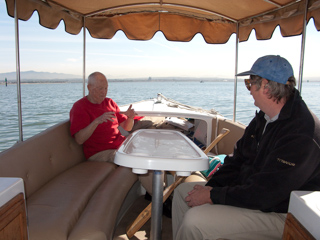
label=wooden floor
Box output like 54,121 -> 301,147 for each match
113,196 -> 173,240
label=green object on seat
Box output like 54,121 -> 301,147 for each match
200,154 -> 226,178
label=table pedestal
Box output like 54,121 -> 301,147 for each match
114,129 -> 209,240
150,170 -> 164,240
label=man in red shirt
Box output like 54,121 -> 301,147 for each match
70,71 -> 153,193
70,72 -> 135,161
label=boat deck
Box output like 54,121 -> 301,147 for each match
114,195 -> 173,240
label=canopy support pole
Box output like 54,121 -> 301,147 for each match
298,0 -> 308,93
233,22 -> 239,122
83,17 -> 86,97
14,0 -> 23,142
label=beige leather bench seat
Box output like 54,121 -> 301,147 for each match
0,120 -> 139,240
27,161 -> 116,240
69,166 -> 138,240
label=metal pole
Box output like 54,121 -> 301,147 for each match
298,0 -> 308,93
83,17 -> 86,97
150,170 -> 164,240
14,0 -> 23,142
233,23 -> 239,122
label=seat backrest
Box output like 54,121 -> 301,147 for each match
0,120 -> 86,198
211,118 -> 245,155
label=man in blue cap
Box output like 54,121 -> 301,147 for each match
172,55 -> 320,240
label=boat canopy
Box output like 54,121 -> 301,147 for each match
5,0 -> 320,43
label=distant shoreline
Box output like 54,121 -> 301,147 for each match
0,78 -> 236,84
1,78 -> 319,84
2,71 -> 319,83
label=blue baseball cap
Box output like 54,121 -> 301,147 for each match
236,55 -> 294,84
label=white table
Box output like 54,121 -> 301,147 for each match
114,129 -> 209,240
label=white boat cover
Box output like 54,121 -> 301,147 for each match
4,0 -> 320,43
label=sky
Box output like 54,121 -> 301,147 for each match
0,1 -> 319,80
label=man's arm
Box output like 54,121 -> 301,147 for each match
74,111 -> 115,145
119,117 -> 134,131
119,104 -> 136,131
209,133 -> 319,211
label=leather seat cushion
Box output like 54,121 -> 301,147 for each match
26,161 -> 116,240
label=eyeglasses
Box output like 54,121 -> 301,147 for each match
244,79 -> 257,91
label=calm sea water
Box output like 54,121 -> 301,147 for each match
1,80 -> 319,152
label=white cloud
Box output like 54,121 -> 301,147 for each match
67,58 -> 80,62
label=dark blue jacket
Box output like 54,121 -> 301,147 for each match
207,89 -> 320,213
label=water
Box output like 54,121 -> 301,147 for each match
1,80 -> 319,152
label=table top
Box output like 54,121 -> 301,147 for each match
114,129 -> 209,176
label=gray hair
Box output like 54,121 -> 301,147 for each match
88,72 -> 106,86
251,75 -> 296,103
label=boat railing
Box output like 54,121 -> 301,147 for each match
156,93 -> 222,116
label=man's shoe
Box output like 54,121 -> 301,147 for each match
163,198 -> 172,218
145,192 -> 152,201
145,192 -> 172,218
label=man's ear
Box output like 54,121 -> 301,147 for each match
262,79 -> 270,95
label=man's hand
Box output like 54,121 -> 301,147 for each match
95,111 -> 116,124
74,111 -> 115,145
119,105 -> 136,131
185,184 -> 213,207
123,104 -> 137,119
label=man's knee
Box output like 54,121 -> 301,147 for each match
182,208 -> 200,228
175,182 -> 188,198
176,181 -> 204,197
176,207 -> 203,240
